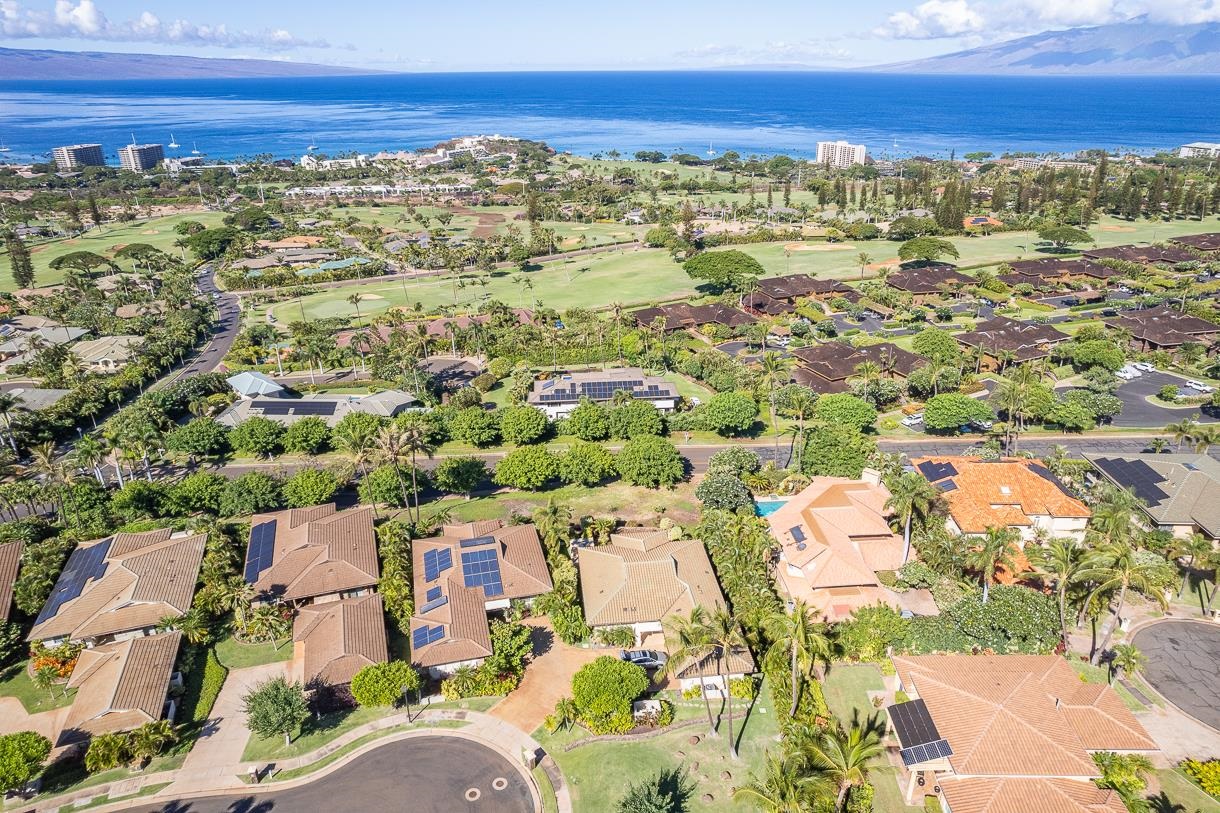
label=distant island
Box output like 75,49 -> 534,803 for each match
0,46 -> 388,80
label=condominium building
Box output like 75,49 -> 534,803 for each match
815,140 -> 867,169
51,143 -> 104,171
1179,142 -> 1220,159
118,143 -> 165,172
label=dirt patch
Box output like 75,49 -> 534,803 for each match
867,258 -> 901,270
1100,225 -> 1137,232
783,242 -> 855,252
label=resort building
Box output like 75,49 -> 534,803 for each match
1178,142 -> 1220,159
815,140 -> 867,169
243,505 -> 380,605
911,457 -> 1090,543
997,258 -> 1121,288
1104,305 -> 1220,352
888,654 -> 1157,810
763,472 -> 917,622
409,521 -> 552,678
631,302 -> 756,332
52,143 -> 105,171
791,341 -> 922,394
27,529 -> 206,646
117,143 -> 165,172
293,593 -> 389,688
1083,244 -> 1198,265
526,368 -> 679,419
1085,453 -> 1220,541
884,265 -> 974,302
742,274 -> 858,316
955,315 -> 1069,369
1171,232 -> 1220,253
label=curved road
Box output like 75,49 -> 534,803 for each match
1132,621 -> 1220,732
126,736 -> 535,813
157,264 -> 241,388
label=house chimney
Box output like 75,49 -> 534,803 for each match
861,467 -> 882,486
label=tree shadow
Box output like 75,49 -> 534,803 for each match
226,799 -> 275,813
1145,791 -> 1185,813
529,624 -> 555,658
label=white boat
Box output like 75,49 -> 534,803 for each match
191,141 -> 201,155
168,133 -> 180,149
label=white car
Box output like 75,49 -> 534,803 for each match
1115,369 -> 1136,381
1119,365 -> 1143,378
900,413 -> 924,428
1131,362 -> 1156,373
766,334 -> 792,347
1187,380 -> 1216,393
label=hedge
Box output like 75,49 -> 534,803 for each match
183,647 -> 229,724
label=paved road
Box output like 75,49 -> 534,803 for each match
1132,621 -> 1220,732
156,265 -> 241,388
1108,371 -> 1220,429
127,736 -> 534,813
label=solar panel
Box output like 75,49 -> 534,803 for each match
917,461 -> 958,482
244,519 -> 278,583
411,624 -> 446,650
35,537 -> 113,625
888,699 -> 952,767
419,595 -> 449,613
1093,458 -> 1169,505
789,526 -> 806,543
900,739 -> 953,766
292,401 -> 339,416
461,548 -> 504,597
426,586 -> 442,602
937,481 -> 958,492
423,547 -> 453,583
1027,463 -> 1075,497
459,535 -> 496,549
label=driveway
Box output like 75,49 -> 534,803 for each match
489,618 -> 599,735
1132,621 -> 1220,732
1108,371 -> 1220,428
130,735 -> 534,813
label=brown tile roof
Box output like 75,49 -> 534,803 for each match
754,275 -> 854,300
1170,232 -> 1220,252
579,529 -> 728,627
0,540 -> 22,623
791,341 -> 921,386
246,505 -> 380,603
62,631 -> 181,741
632,302 -> 756,331
29,531 -> 205,642
1083,244 -> 1198,264
892,655 -> 1156,779
672,646 -> 756,680
911,457 -> 1089,534
885,265 -> 974,294
956,316 -> 1068,361
1004,258 -> 1120,280
409,521 -> 552,670
1105,305 -> 1219,349
293,594 -> 388,686
938,778 -> 1127,813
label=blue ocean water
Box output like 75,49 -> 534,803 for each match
1,71 -> 1218,164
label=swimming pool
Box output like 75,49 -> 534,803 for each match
754,499 -> 789,517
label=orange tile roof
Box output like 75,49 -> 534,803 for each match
911,457 -> 1089,534
0,540 -> 22,623
939,778 -> 1127,813
892,655 -> 1156,780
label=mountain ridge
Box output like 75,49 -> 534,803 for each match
0,46 -> 388,80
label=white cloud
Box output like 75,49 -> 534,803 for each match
880,0 -> 985,39
0,0 -> 328,49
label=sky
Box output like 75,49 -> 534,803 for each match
1,0 -> 1219,71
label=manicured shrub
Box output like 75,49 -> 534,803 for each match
433,456 -> 488,496
229,416 -> 284,458
707,447 -> 761,477
609,400 -> 664,439
350,661 -> 420,707
281,417 -> 332,455
615,436 -> 683,487
499,405 -> 550,445
219,472 -> 283,517
0,731 -> 51,792
282,468 -> 340,507
702,391 -> 759,436
571,656 -> 650,735
493,446 -> 560,491
165,418 -> 231,459
695,471 -> 753,511
183,647 -> 228,724
448,407 -> 500,447
813,393 -> 877,431
559,441 -> 616,486
565,398 -> 610,440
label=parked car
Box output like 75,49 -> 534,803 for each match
1118,365 -> 1143,378
1131,362 -> 1156,373
766,334 -> 792,347
1187,381 -> 1216,393
900,413 -> 924,428
970,418 -> 994,430
1115,369 -> 1137,381
620,650 -> 668,670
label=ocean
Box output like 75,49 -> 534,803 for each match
1,71 -> 1218,164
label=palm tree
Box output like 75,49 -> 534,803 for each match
72,434 -> 109,485
732,751 -> 825,813
708,608 -> 746,758
799,723 -> 884,812
1082,540 -> 1170,665
1026,538 -> 1087,648
32,664 -> 59,699
1165,418 -> 1198,450
376,417 -> 435,523
1145,437 -> 1169,454
763,601 -> 831,718
157,609 -> 210,646
967,526 -> 1020,603
1109,643 -> 1146,686
885,472 -> 941,564
346,293 -> 364,324
216,576 -> 255,633
759,352 -> 792,462
332,415 -> 380,480
1171,532 -> 1212,599
128,720 -> 178,766
776,386 -> 816,473
532,498 -> 572,560
0,392 -> 25,453
664,606 -> 718,737
856,252 -> 872,280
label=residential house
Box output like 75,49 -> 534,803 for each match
218,390 -> 421,428
1104,305 -> 1220,352
884,266 -> 975,303
0,323 -> 90,373
243,505 -> 379,605
0,540 -> 21,623
764,472 -> 922,622
227,370 -> 287,399
955,315 -> 1069,369
256,236 -> 327,251
791,341 -> 922,394
963,215 -> 1003,230
1083,244 -> 1198,265
998,258 -> 1121,289
115,301 -> 168,320
911,457 -> 1090,543
292,593 -> 389,687
888,654 -> 1157,809
3,386 -> 71,412
409,521 -> 552,678
1085,453 -> 1220,541
743,275 -> 857,316
578,528 -> 755,693
60,631 -> 184,744
71,335 -> 142,373
631,302 -> 756,332
1171,233 -> 1220,253
27,529 -> 206,646
526,368 -> 679,419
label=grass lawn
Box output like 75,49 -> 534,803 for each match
34,753 -> 184,802
823,664 -> 886,732
435,480 -> 702,526
872,766 -> 933,813
1155,768 -> 1220,813
213,634 -> 293,670
0,660 -> 76,713
243,705 -> 392,762
1067,660 -> 1148,712
534,684 -> 781,813
0,211 -> 225,292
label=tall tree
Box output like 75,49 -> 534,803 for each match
708,608 -> 746,759
764,601 -> 831,718
1083,540 -> 1169,665
664,606 -> 718,737
798,723 -> 884,812
1026,538 -> 1087,647
2,231 -> 34,289
884,472 -> 941,564
967,526 -> 1019,603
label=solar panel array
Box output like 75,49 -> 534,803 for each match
411,624 -> 445,649
900,739 -> 953,766
419,595 -> 449,613
535,379 -> 673,403
1027,463 -> 1075,497
426,586 -> 443,602
244,520 -> 278,583
251,400 -> 339,417
790,526 -> 806,543
423,548 -> 453,582
459,535 -> 496,549
917,461 -> 958,482
937,481 -> 958,492
461,548 -> 504,597
1092,458 -> 1169,505
35,538 -> 113,625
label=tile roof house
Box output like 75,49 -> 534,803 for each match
526,368 -> 679,418
742,275 -> 857,315
631,302 -> 756,332
71,335 -> 142,373
888,654 -> 1156,809
1170,232 -> 1220,253
955,316 -> 1069,369
764,473 -> 917,622
409,521 -> 552,677
998,258 -> 1121,288
1085,452 -> 1220,540
114,300 -> 169,320
28,530 -> 206,645
911,457 -> 1090,542
244,505 -> 379,604
293,593 -> 388,687
0,540 -> 22,623
791,341 -> 922,394
884,265 -> 975,301
227,370 -> 287,399
218,390 -> 421,428
60,631 -> 183,744
1083,244 -> 1198,265
1104,305 -> 1220,351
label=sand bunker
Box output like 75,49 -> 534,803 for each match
783,242 -> 855,252
571,226 -> 590,231
358,293 -> 385,300
140,229 -> 159,235
1099,225 -> 1137,232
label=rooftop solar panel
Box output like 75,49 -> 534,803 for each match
790,526 -> 806,543
35,537 -> 113,625
419,595 -> 449,613
900,739 -> 953,766
411,624 -> 446,650
461,548 -> 504,598
937,481 -> 958,492
426,586 -> 442,602
888,699 -> 945,749
1027,463 -> 1075,497
459,535 -> 496,548
244,519 -> 278,583
917,461 -> 958,482
423,547 -> 454,583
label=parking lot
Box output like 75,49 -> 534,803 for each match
1107,370 -> 1220,428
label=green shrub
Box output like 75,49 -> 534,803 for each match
282,468 -> 340,507
656,699 -> 676,728
0,731 -> 51,792
571,656 -> 650,735
184,647 -> 228,724
845,782 -> 874,813
500,405 -> 550,445
350,661 -> 419,707
550,603 -> 591,645
729,675 -> 760,700
594,626 -> 636,648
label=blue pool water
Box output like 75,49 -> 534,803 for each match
755,499 -> 789,517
